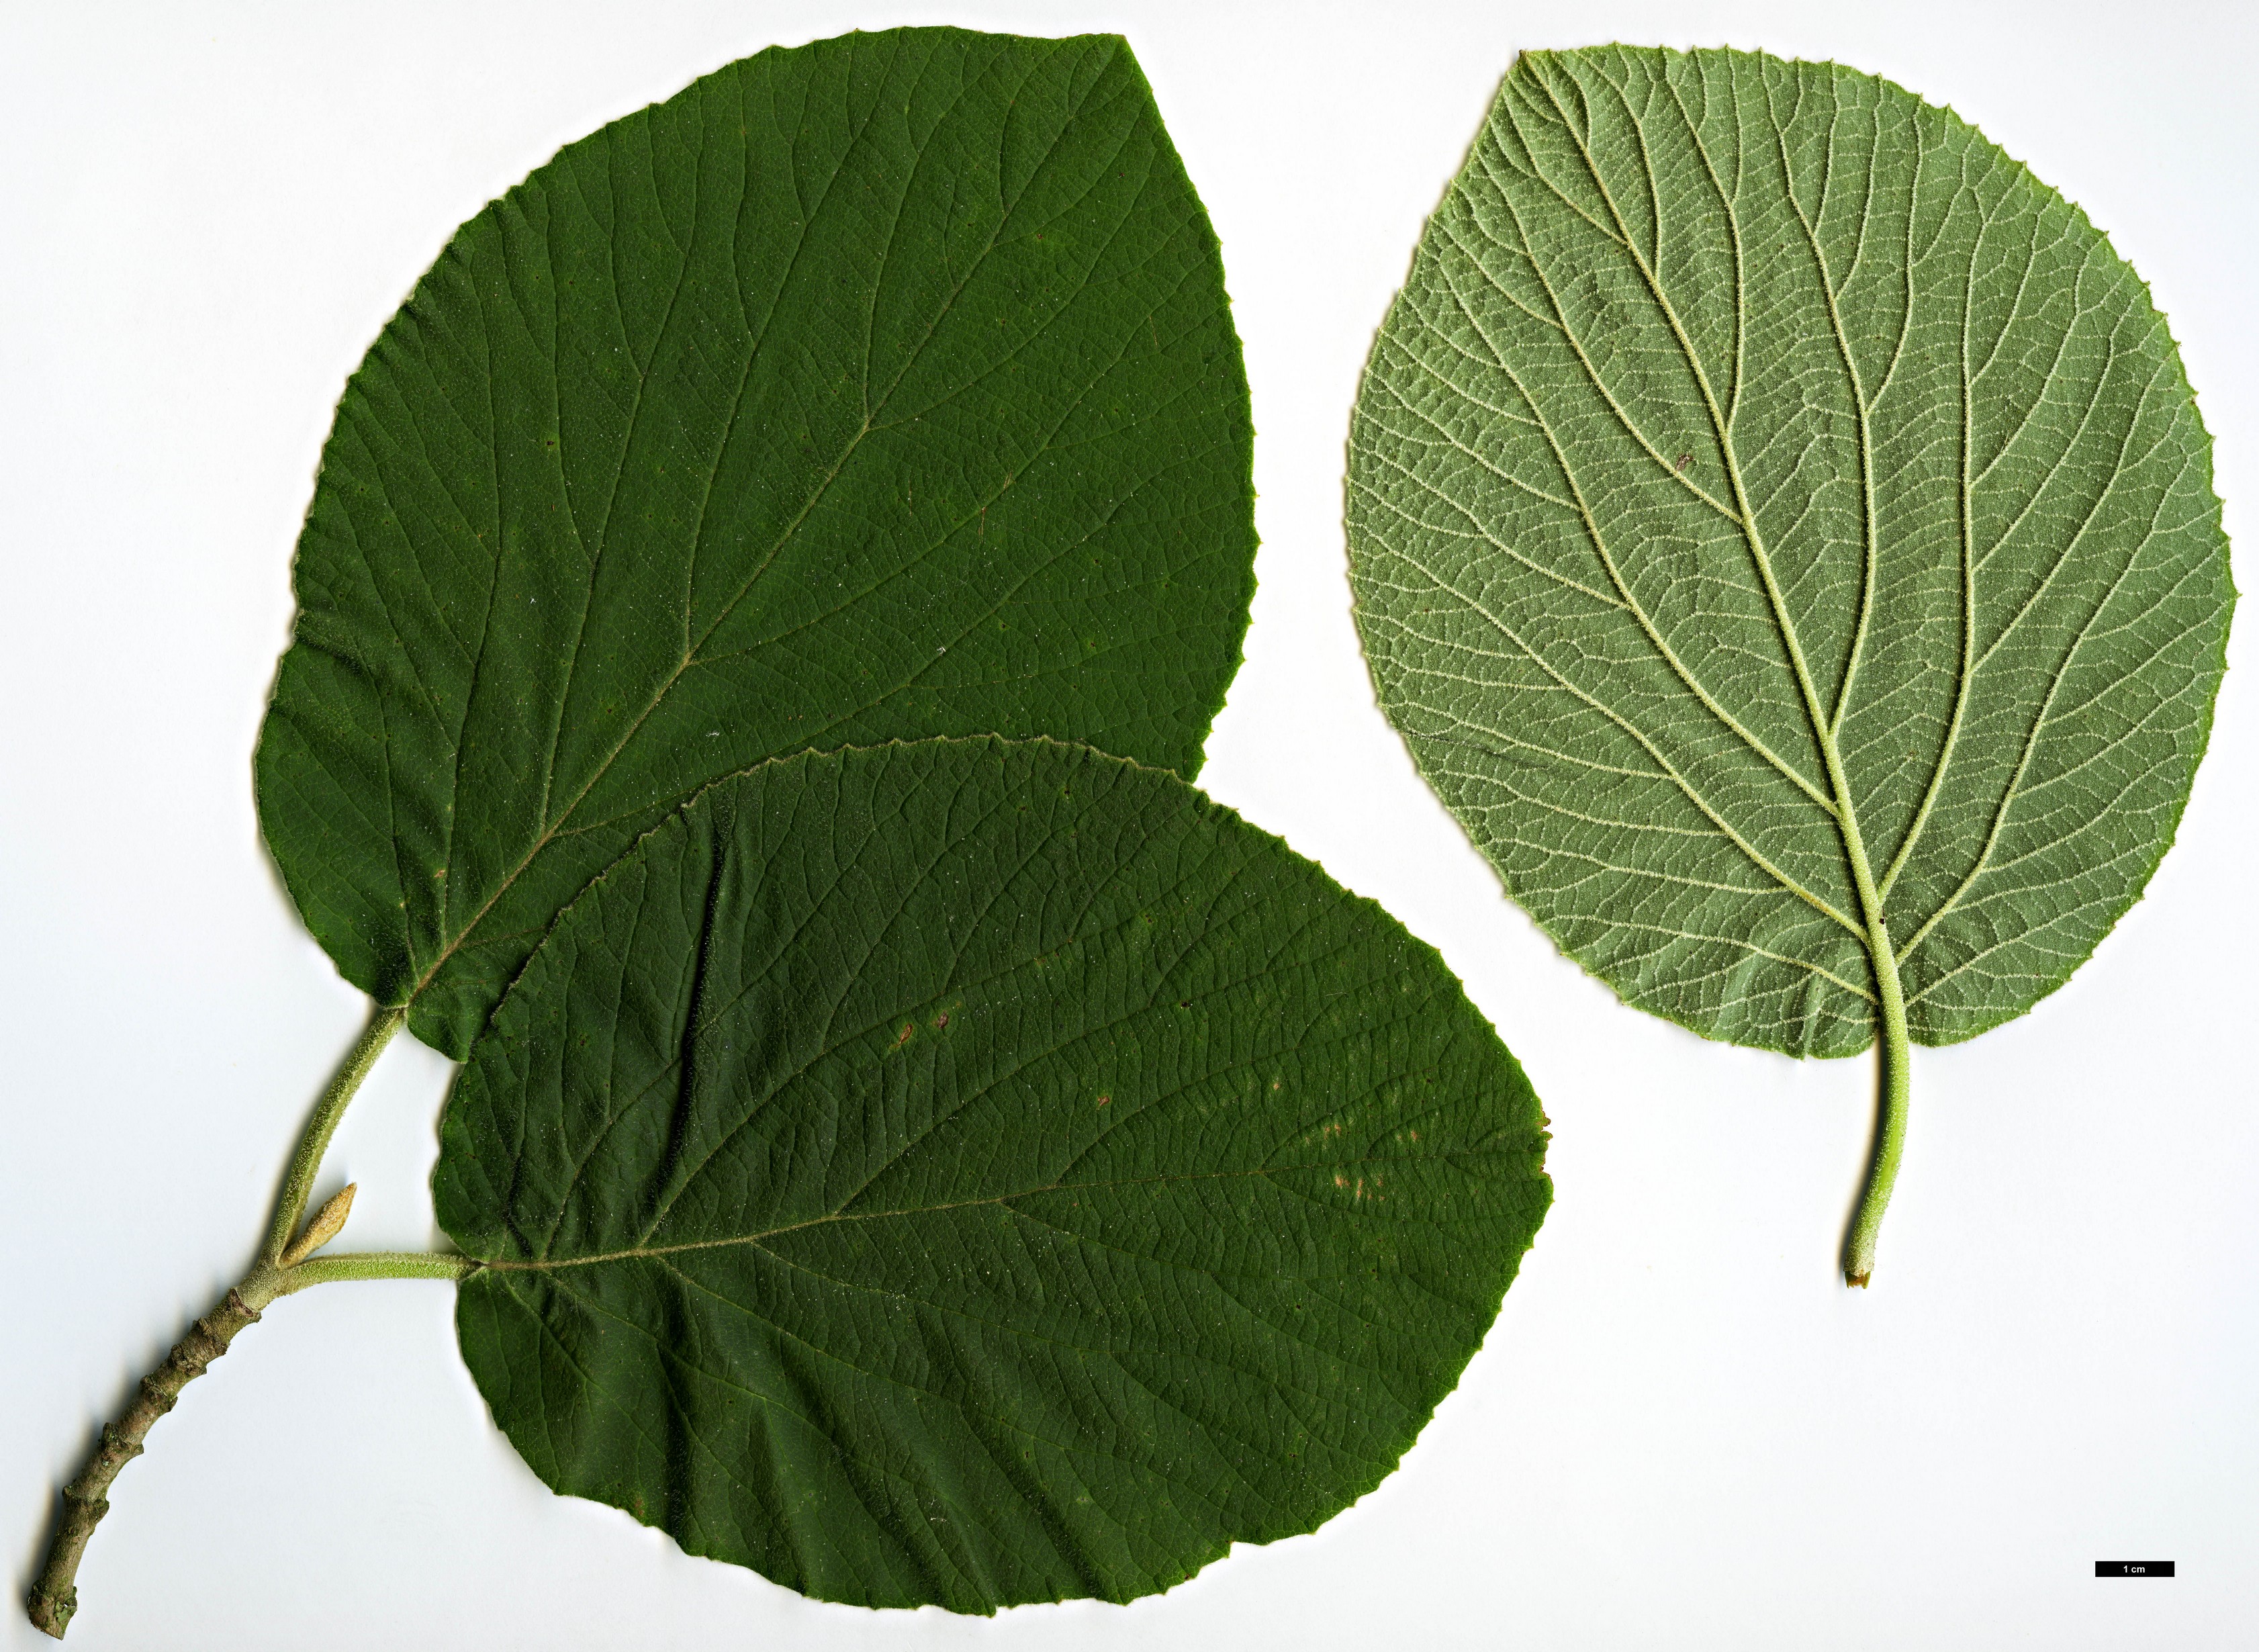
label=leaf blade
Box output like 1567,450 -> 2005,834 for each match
257,28 -> 1258,1058
1349,44 -> 2231,1055
435,738 -> 1551,1609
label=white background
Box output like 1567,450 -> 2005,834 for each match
3,3 -> 2254,1647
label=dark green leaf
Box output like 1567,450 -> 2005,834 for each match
1348,46 -> 2231,1055
258,28 -> 1257,1058
434,738 -> 1550,1610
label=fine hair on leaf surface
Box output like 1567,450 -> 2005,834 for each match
1346,44 -> 2232,1282
436,737 -> 1551,1610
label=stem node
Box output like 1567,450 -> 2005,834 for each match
26,1288 -> 265,1639
26,1006 -> 420,1637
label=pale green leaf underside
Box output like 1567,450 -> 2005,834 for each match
434,739 -> 1550,1610
1350,45 -> 2232,1056
258,28 -> 1257,1060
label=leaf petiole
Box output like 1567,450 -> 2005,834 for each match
274,1250 -> 480,1294
1843,967 -> 1912,1288
261,1005 -> 404,1266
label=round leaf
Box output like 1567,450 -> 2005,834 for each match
258,28 -> 1258,1058
434,738 -> 1550,1610
1348,46 -> 2233,1054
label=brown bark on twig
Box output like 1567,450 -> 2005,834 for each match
26,1287 -> 263,1638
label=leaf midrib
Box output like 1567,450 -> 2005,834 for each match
394,45 -> 1140,1019
480,1144 -> 1526,1271
1522,53 -> 1906,1015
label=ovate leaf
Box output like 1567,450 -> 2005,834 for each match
434,738 -> 1550,1610
258,28 -> 1257,1058
1348,46 -> 2231,1058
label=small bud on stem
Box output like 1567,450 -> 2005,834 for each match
279,1183 -> 356,1269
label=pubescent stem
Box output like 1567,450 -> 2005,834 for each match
26,1003 -> 473,1639
26,1281 -> 269,1639
261,1005 -> 405,1266
276,1250 -> 480,1293
23,1247 -> 480,1638
1843,964 -> 1912,1288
